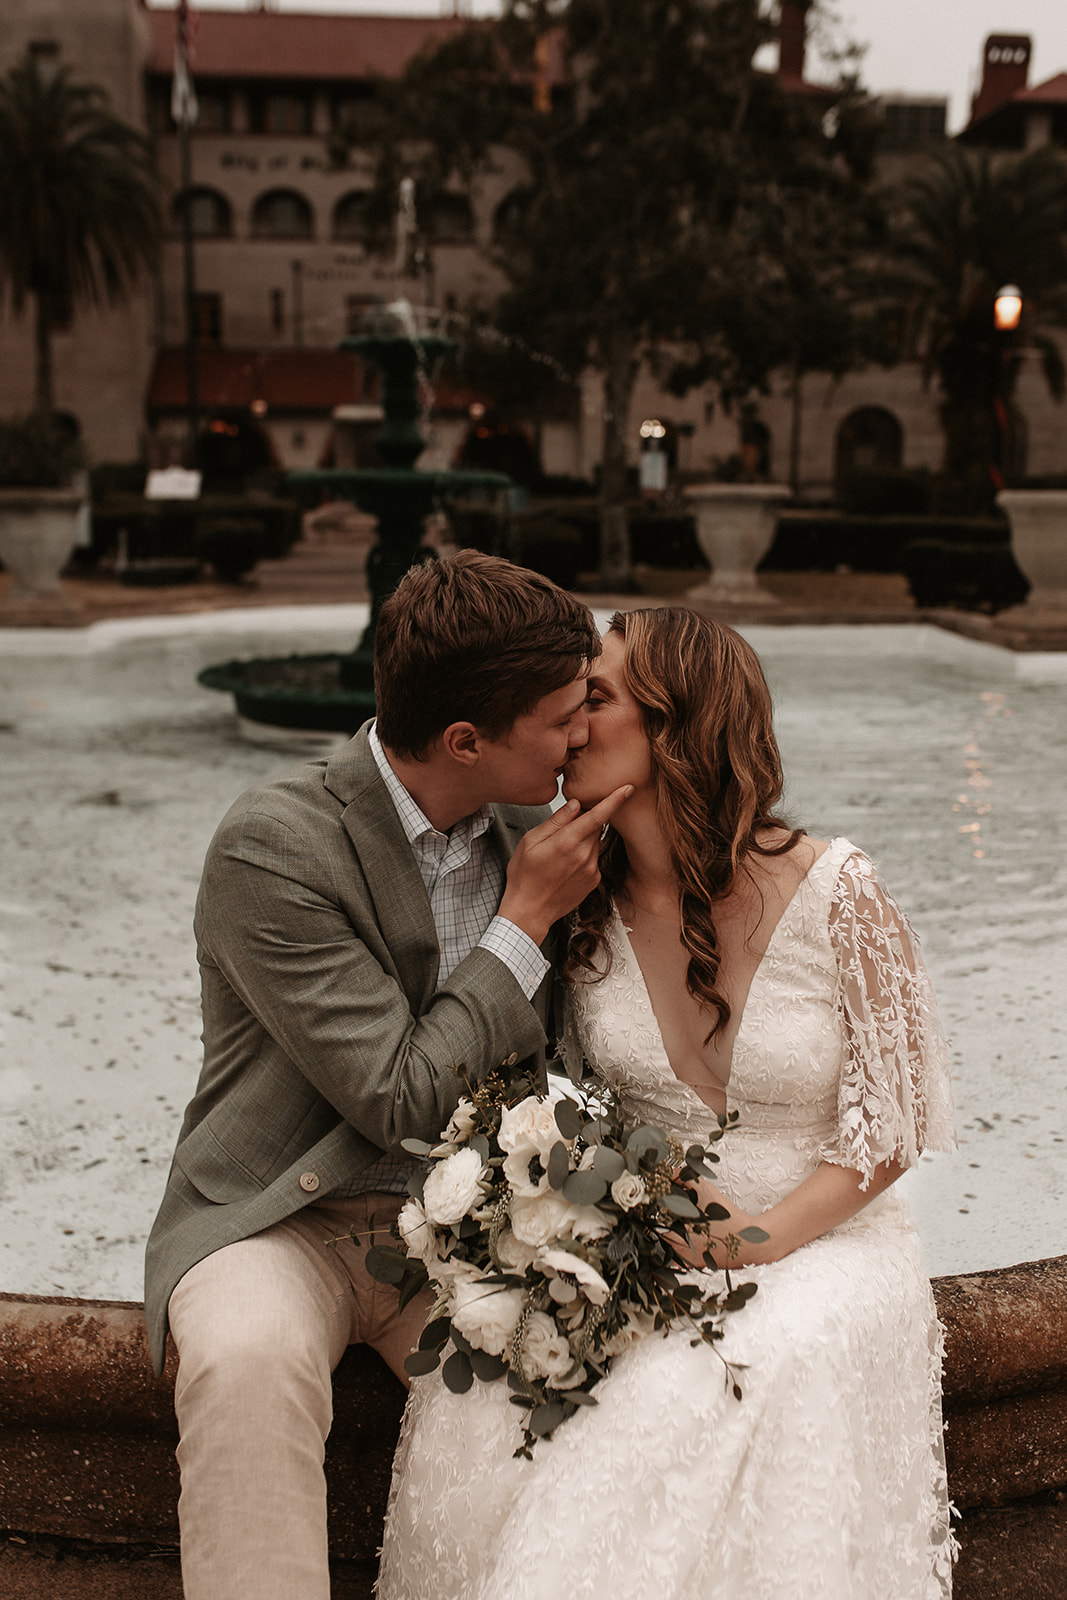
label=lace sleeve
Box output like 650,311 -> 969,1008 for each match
821,852 -> 956,1184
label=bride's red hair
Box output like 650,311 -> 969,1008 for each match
562,607 -> 802,1039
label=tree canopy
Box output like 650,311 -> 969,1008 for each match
341,0 -> 877,582
889,143 -> 1067,511
0,55 -> 161,417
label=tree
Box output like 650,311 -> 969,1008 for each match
0,55 -> 161,418
889,143 -> 1067,514
342,0 -> 874,585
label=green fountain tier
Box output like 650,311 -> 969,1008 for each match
197,329 -> 510,733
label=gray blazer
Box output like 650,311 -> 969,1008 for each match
144,727 -> 553,1373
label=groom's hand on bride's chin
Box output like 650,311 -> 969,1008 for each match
498,785 -> 634,944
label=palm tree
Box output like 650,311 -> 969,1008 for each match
890,143 -> 1067,513
0,55 -> 161,418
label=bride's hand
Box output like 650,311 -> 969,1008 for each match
670,1178 -> 776,1270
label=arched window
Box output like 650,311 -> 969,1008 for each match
421,193 -> 474,244
251,189 -> 314,241
492,187 -> 531,243
332,190 -> 374,242
835,406 -> 903,481
173,187 -> 232,239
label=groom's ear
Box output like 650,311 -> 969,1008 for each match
440,721 -> 482,769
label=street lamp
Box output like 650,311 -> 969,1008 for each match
994,284 -> 1023,332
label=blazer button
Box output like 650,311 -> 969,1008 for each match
299,1171 -> 320,1193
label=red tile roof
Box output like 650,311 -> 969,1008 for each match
1016,72 -> 1067,105
146,9 -> 472,82
147,348 -> 366,411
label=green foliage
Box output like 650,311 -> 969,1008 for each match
0,55 -> 161,415
0,413 -> 84,487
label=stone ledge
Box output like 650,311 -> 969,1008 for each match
1,1257 -> 1065,1591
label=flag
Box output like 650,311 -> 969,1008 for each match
171,0 -> 199,130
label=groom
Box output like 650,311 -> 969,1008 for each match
144,551 -> 630,1600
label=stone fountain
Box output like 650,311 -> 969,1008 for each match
198,300 -> 510,734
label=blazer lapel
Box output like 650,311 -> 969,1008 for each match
326,731 -> 440,1011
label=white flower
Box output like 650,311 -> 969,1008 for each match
421,1147 -> 488,1227
428,1254 -> 481,1292
396,1198 -> 437,1265
601,1308 -> 657,1356
495,1227 -> 539,1274
521,1310 -> 583,1385
536,1247 -> 611,1306
443,1098 -> 479,1144
498,1088 -> 577,1197
510,1191 -> 610,1250
610,1172 -> 648,1210
449,1278 -> 525,1357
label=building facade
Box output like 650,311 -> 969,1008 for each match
0,2 -> 1063,496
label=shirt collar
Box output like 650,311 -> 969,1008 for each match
369,721 -> 493,849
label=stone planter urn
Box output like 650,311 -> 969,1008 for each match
0,486 -> 85,602
996,489 -> 1067,610
684,482 -> 790,605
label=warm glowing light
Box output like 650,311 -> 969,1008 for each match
469,402 -> 486,420
994,285 -> 1022,332
639,418 -> 667,439
250,398 -> 268,418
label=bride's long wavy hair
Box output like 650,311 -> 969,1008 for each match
562,607 -> 803,1040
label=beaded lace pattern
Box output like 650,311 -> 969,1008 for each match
376,839 -> 957,1600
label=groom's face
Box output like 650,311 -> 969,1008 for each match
474,675 -> 590,807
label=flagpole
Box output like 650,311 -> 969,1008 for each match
173,0 -> 201,472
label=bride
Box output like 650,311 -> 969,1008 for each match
376,606 -> 957,1600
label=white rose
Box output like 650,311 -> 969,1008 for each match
449,1279 -> 525,1357
495,1228 -> 539,1274
396,1198 -> 437,1265
443,1099 -> 479,1144
521,1310 -> 582,1385
510,1191 -> 611,1250
428,1254 -> 481,1292
536,1247 -> 611,1306
421,1147 -> 488,1227
602,1308 -> 657,1357
611,1172 -> 648,1211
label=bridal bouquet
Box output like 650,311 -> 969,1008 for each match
366,1057 -> 766,1456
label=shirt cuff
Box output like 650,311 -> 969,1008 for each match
478,916 -> 551,1000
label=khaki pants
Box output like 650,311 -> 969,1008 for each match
168,1193 -> 428,1600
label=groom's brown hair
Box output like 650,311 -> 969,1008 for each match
374,550 -> 599,759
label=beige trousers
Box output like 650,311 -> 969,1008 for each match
168,1193 -> 427,1600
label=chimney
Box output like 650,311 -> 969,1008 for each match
778,0 -> 812,83
970,35 -> 1031,122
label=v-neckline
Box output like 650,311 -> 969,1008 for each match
611,841 -> 834,1107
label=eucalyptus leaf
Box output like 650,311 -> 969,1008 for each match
442,1349 -> 474,1394
546,1140 -> 571,1190
450,1326 -> 473,1356
592,1145 -> 626,1181
565,1388 -> 599,1407
400,1137 -> 433,1157
404,1348 -> 442,1378
554,1097 -> 584,1140
627,1126 -> 669,1163
562,1169 -> 608,1206
469,1134 -> 491,1162
418,1317 -> 452,1352
364,1245 -> 408,1285
529,1400 -> 567,1437
704,1203 -> 731,1221
469,1347 -> 508,1382
661,1191 -> 701,1219
397,1266 -> 430,1312
738,1225 -> 770,1243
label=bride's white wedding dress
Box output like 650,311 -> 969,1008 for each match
376,839 -> 957,1600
